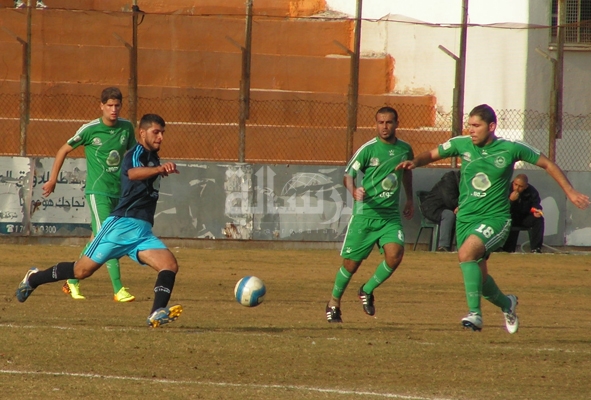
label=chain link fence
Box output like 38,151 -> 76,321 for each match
0,6 -> 590,169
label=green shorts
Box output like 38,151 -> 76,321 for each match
85,194 -> 119,235
340,215 -> 404,261
456,217 -> 511,255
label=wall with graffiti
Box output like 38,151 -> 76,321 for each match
1,156 -> 590,247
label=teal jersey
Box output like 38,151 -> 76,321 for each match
67,118 -> 137,197
345,136 -> 414,219
438,136 -> 541,223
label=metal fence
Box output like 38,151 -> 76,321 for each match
1,4 -> 590,169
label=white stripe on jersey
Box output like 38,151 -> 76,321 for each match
346,138 -> 377,171
69,117 -> 134,142
345,137 -> 412,172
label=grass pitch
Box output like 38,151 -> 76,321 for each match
1,244 -> 591,399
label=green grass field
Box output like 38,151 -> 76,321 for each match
1,244 -> 591,399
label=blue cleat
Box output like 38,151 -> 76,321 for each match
146,304 -> 183,328
15,267 -> 39,303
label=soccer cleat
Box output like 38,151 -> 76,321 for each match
14,0 -> 25,8
147,305 -> 183,328
62,281 -> 86,300
358,285 -> 375,316
36,0 -> 47,8
15,267 -> 39,302
325,303 -> 342,323
503,294 -> 519,334
461,312 -> 483,331
114,287 -> 135,303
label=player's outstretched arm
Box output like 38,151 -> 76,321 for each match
129,162 -> 180,181
536,155 -> 590,210
42,143 -> 74,197
396,148 -> 441,170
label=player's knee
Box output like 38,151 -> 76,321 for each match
159,261 -> 178,274
73,267 -> 94,280
342,259 -> 361,274
384,247 -> 404,266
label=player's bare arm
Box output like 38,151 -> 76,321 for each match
396,148 -> 441,170
128,162 -> 179,180
536,155 -> 590,209
402,168 -> 414,219
343,173 -> 365,201
42,143 -> 74,197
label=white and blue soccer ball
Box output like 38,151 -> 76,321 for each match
234,276 -> 266,307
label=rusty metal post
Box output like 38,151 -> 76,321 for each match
452,0 -> 468,138
346,0 -> 362,160
19,0 -> 33,156
549,0 -> 565,162
129,1 -> 139,127
238,0 -> 253,163
449,0 -> 469,168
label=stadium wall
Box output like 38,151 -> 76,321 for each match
1,156 -> 589,247
328,0 -> 591,115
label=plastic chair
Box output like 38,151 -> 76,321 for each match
413,190 -> 440,251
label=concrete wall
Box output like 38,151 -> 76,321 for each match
327,0 -> 591,116
2,156 -> 590,247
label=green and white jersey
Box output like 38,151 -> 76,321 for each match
438,136 -> 541,223
345,136 -> 413,219
67,118 -> 136,197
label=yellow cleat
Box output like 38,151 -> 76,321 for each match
114,287 -> 135,303
62,281 -> 86,300
147,305 -> 183,328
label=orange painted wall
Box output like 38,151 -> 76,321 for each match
1,9 -> 353,55
0,2 -> 444,163
1,0 -> 327,16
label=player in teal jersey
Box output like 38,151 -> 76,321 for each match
326,106 -> 414,323
42,87 -> 137,302
397,104 -> 589,333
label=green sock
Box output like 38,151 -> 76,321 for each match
459,261 -> 483,315
331,266 -> 352,299
363,261 -> 394,293
482,275 -> 511,311
106,259 -> 123,293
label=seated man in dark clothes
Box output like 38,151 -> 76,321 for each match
420,170 -> 460,251
502,173 -> 545,253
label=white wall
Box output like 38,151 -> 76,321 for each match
326,0 -> 531,24
327,0 -> 590,116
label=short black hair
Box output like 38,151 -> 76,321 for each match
139,114 -> 165,129
375,106 -> 398,122
100,87 -> 123,104
469,104 -> 497,125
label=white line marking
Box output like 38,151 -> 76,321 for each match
0,369 -> 453,400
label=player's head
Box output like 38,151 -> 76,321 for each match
138,114 -> 166,152
375,106 -> 399,142
101,87 -> 123,104
512,174 -> 529,193
376,106 -> 398,122
469,104 -> 497,125
100,87 -> 123,126
467,104 -> 497,146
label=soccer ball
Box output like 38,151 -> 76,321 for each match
234,276 -> 266,307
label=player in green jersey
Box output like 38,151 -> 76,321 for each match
42,87 -> 137,302
397,104 -> 589,333
326,106 -> 414,323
